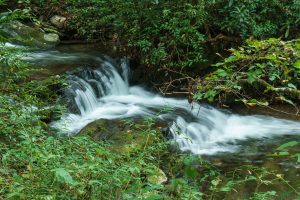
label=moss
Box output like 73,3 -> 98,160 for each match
79,118 -> 164,154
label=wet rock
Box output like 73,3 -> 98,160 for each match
79,118 -> 167,154
50,15 -> 67,29
147,167 -> 168,185
0,20 -> 60,48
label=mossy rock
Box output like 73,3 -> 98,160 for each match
79,118 -> 167,154
0,20 -> 59,48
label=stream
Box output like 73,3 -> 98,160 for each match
27,47 -> 300,154
28,45 -> 300,198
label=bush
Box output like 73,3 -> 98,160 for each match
194,38 -> 300,106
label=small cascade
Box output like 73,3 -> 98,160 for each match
47,54 -> 300,155
64,59 -> 129,115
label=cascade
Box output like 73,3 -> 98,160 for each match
45,54 -> 300,155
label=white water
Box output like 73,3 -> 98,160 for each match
47,55 -> 300,155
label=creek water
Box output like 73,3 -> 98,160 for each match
26,48 -> 300,155
27,46 -> 300,198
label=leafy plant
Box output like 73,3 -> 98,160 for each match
205,0 -> 300,39
194,38 -> 300,106
270,141 -> 300,164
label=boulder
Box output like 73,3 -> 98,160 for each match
79,118 -> 167,154
50,15 -> 67,29
0,20 -> 60,48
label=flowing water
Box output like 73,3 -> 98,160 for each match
26,49 -> 300,155
26,47 -> 300,198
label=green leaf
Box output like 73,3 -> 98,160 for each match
294,60 -> 300,69
269,76 -> 276,81
204,90 -> 217,102
243,99 -> 269,107
225,55 -> 238,63
256,101 -> 269,106
53,168 -> 78,186
214,69 -> 228,77
185,166 -> 198,178
213,62 -> 224,67
278,151 -> 290,156
233,85 -> 242,90
193,92 -> 203,100
293,153 -> 300,163
288,83 -> 297,89
277,141 -> 298,150
247,69 -> 262,82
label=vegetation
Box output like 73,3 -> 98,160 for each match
194,38 -> 300,106
23,0 -> 300,106
28,0 -> 300,68
205,0 -> 300,39
1,1 -> 300,199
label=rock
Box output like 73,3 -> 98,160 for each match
147,167 -> 168,185
79,118 -> 167,154
50,15 -> 67,29
0,20 -> 60,48
44,33 -> 60,43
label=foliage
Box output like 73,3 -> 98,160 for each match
0,8 -> 33,24
270,141 -> 300,164
0,7 -> 35,43
30,0 -> 207,69
205,0 -> 300,39
24,0 -> 300,71
66,0 -> 206,68
0,0 -> 7,6
194,38 -> 300,106
1,3 -> 300,199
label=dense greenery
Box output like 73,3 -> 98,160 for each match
205,0 -> 300,39
28,0 -> 300,69
194,38 -> 300,106
1,2 -> 300,199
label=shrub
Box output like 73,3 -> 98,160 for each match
194,38 -> 300,106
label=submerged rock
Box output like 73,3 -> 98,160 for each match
0,20 -> 60,48
79,118 -> 167,154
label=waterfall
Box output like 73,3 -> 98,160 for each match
48,54 -> 300,155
